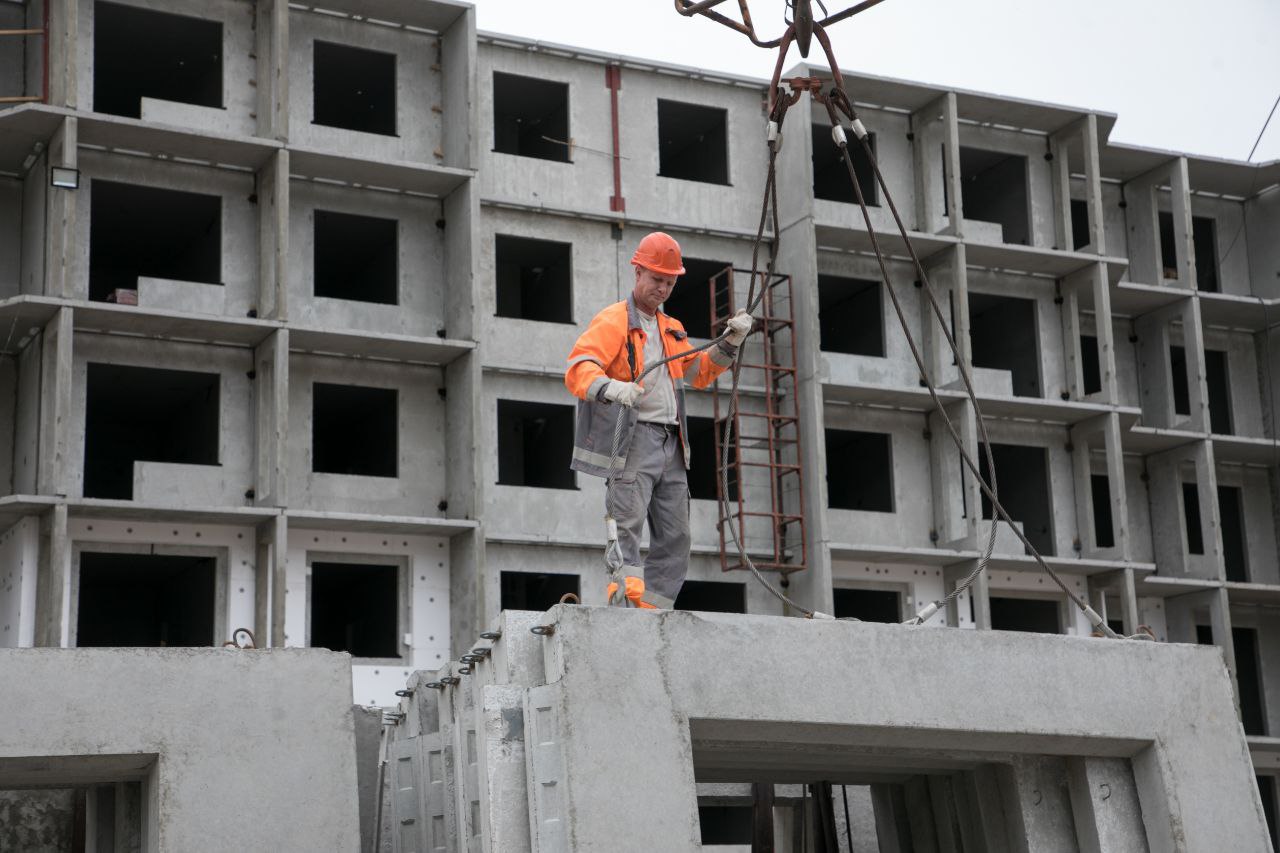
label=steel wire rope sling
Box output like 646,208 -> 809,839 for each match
673,0 -> 1153,639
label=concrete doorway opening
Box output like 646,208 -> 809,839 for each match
959,147 -> 1029,245
977,443 -> 1054,556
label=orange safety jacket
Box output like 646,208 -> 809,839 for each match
565,294 -> 737,477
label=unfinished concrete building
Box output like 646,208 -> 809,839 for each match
2,0 -> 1280,848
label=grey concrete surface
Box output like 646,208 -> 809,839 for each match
0,648 -> 362,853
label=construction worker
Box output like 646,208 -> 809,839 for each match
565,232 -> 753,608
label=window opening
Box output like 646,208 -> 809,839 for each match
1070,198 -> 1090,251
314,210 -> 398,305
500,571 -> 579,611
1183,481 -> 1204,555
77,551 -> 215,646
84,364 -> 220,499
698,804 -> 753,845
811,124 -> 876,204
825,430 -> 893,512
978,443 -> 1054,556
989,596 -> 1060,633
495,234 -> 573,323
492,71 -> 569,162
1193,215 -> 1219,292
1080,334 -> 1102,395
661,257 -> 728,340
674,580 -> 746,613
1205,348 -> 1232,434
496,400 -> 576,489
959,147 -> 1029,245
969,293 -> 1041,397
1219,485 -> 1247,582
686,416 -> 738,502
313,41 -> 396,136
1170,345 -> 1191,416
312,383 -> 398,477
93,1 -> 222,118
310,560 -> 399,658
818,276 -> 883,356
1091,474 -> 1115,549
657,99 -> 729,185
833,587 -> 901,622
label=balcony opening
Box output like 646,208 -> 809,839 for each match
697,804 -> 752,846
825,429 -> 893,512
497,400 -> 576,489
686,416 -> 737,502
959,147 -> 1029,245
1235,627 -> 1267,735
1158,211 -> 1178,278
818,276 -> 883,356
1205,348 -> 1232,434
1080,334 -> 1102,395
495,234 -> 573,323
811,124 -> 877,205
969,293 -> 1041,397
312,383 -> 398,477
310,561 -> 400,658
990,596 -> 1061,634
657,99 -> 728,185
1219,485 -> 1247,582
93,1 -> 222,118
1193,215 -> 1219,292
1170,345 -> 1191,416
89,180 -> 221,302
313,41 -> 396,136
1070,198 -> 1090,251
1091,474 -> 1115,549
492,71 -> 569,162
314,210 -> 398,305
675,580 -> 746,613
1183,481 -> 1204,555
662,257 -> 729,340
84,364 -> 219,500
833,587 -> 901,622
500,571 -> 578,611
978,443 -> 1054,556
77,551 -> 215,646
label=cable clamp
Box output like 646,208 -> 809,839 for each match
605,516 -> 618,543
830,124 -> 847,147
766,120 -> 779,143
809,611 -> 834,620
849,118 -> 868,140
908,601 -> 940,625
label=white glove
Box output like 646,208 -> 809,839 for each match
724,310 -> 753,346
602,379 -> 644,407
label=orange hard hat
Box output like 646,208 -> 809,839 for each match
631,231 -> 685,276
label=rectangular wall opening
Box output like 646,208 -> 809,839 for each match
833,587 -> 901,622
492,71 -> 569,162
825,429 -> 893,512
1070,198 -> 1090,251
1194,215 -> 1219,292
89,180 -> 221,302
497,400 -> 576,489
1091,474 -> 1115,549
1183,481 -> 1204,555
818,276 -> 883,356
978,444 -> 1054,556
969,293 -> 1041,396
77,552 -> 215,646
661,257 -> 729,340
1158,210 -> 1178,278
313,41 -> 396,136
310,561 -> 399,658
1170,345 -> 1191,416
657,99 -> 728,185
1259,776 -> 1279,849
500,571 -> 578,611
314,210 -> 398,304
84,364 -> 220,499
674,580 -> 746,613
959,147 -> 1029,245
697,804 -> 752,846
990,596 -> 1061,633
1234,627 -> 1267,736
1205,348 -> 1232,434
312,383 -> 398,477
811,124 -> 876,205
495,234 -> 573,323
686,416 -> 737,502
93,1 -> 222,118
1219,485 -> 1247,582
1080,334 -> 1102,395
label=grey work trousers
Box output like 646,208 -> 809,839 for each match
612,421 -> 690,608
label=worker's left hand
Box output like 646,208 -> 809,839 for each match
724,310 -> 753,346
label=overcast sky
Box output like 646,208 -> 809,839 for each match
470,0 -> 1280,164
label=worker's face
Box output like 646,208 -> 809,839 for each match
632,265 -> 678,315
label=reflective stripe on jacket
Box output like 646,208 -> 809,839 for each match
565,294 -> 736,478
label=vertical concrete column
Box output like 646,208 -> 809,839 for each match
1060,271 -> 1086,400
911,93 -> 962,237
1101,412 -> 1132,560
36,307 -> 71,497
253,329 -> 288,506
919,245 -> 965,388
1168,157 -> 1196,288
929,399 -> 979,549
1066,757 -> 1149,852
256,149 -> 289,320
1068,413 -> 1129,559
34,502 -> 68,647
258,513 -> 288,647
1048,114 -> 1107,255
440,6 -> 477,171
44,117 -> 77,299
46,0 -> 77,108
1122,163 -> 1168,285
1085,568 -> 1140,636
1089,262 -> 1120,404
1048,120 -> 1077,253
254,0 -> 289,141
1080,114 -> 1107,255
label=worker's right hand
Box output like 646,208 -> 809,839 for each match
603,379 -> 644,407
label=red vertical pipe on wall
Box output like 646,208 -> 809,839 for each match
606,64 -> 625,213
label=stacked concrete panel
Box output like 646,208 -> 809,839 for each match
4,0 -> 1280,845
